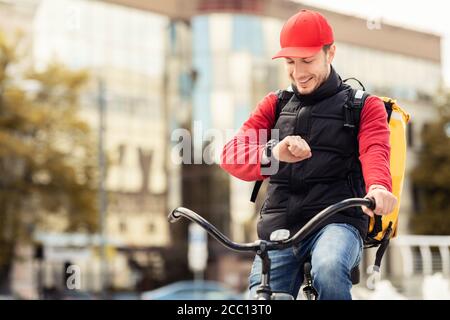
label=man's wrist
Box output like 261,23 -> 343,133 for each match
261,152 -> 271,165
261,146 -> 271,165
368,184 -> 388,192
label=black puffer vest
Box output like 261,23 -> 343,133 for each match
257,67 -> 368,241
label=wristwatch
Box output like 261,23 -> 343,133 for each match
261,139 -> 278,167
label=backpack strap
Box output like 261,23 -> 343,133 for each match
275,85 -> 295,124
344,88 -> 369,132
374,222 -> 393,269
383,98 -> 394,123
344,88 -> 369,195
250,87 -> 294,203
250,181 -> 263,203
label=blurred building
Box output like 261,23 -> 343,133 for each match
1,0 -> 445,298
31,0 -> 173,292
0,0 -> 38,37
0,0 -> 43,299
1,0 -> 172,295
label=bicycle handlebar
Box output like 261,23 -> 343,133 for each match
169,197 -> 375,253
169,206 -> 258,251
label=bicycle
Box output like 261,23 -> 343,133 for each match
168,197 -> 376,300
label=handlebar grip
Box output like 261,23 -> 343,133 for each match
168,209 -> 181,223
364,197 -> 376,211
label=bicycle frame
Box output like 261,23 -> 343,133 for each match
168,197 -> 375,300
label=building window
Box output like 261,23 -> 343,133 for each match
407,121 -> 414,148
119,221 -> 127,233
411,183 -> 421,214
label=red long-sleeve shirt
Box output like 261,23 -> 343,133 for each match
220,92 -> 392,193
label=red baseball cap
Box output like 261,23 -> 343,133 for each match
272,9 -> 334,59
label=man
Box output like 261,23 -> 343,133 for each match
220,9 -> 397,300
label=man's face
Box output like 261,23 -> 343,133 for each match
285,45 -> 336,95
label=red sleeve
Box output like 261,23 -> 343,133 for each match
220,92 -> 277,181
358,96 -> 392,193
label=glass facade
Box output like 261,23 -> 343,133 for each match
34,0 -> 169,241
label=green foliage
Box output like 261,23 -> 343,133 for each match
0,30 -> 98,270
410,88 -> 450,234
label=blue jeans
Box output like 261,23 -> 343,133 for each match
248,223 -> 363,300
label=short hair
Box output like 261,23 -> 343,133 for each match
323,43 -> 333,53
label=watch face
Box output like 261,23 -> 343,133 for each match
266,143 -> 273,158
268,140 -> 277,155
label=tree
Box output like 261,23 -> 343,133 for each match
0,30 -> 98,291
409,88 -> 450,234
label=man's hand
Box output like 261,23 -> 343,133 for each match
273,135 -> 312,163
362,185 -> 398,217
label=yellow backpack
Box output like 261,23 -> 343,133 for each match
345,80 -> 410,270
368,97 -> 410,241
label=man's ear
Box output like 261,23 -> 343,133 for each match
327,44 -> 336,64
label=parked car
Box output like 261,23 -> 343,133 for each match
141,280 -> 244,300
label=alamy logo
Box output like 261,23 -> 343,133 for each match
170,121 -> 280,167
66,264 -> 81,290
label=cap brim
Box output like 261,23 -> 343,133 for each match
272,46 -> 322,59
